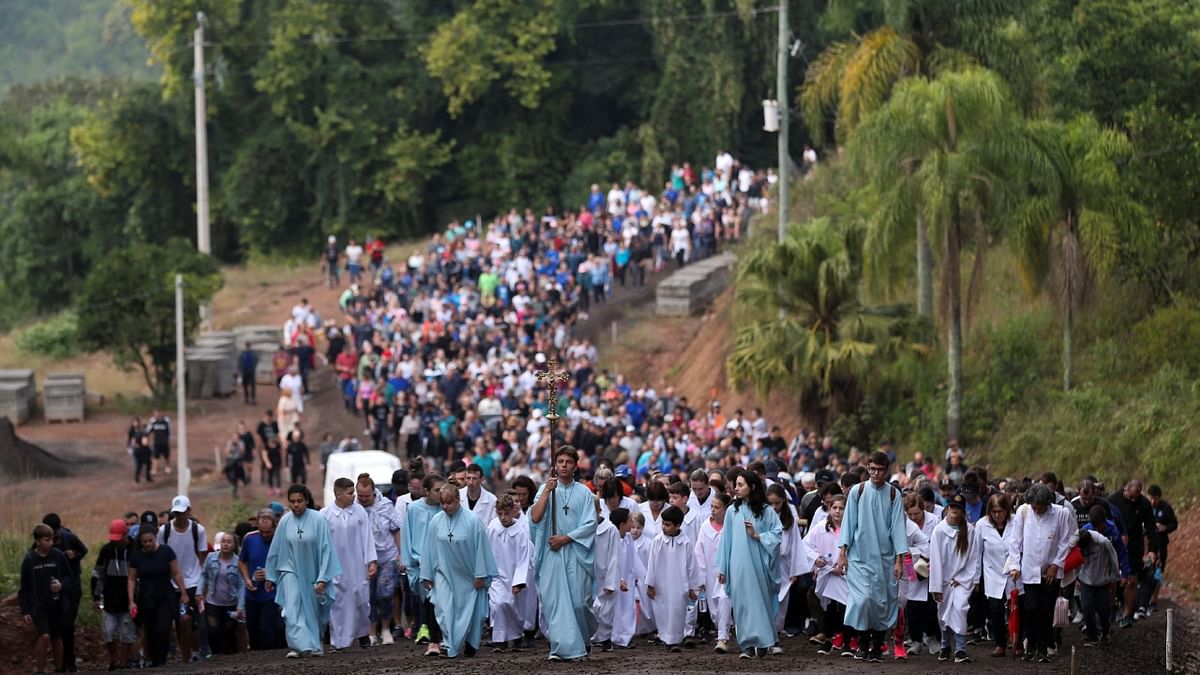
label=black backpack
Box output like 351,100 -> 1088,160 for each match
160,520 -> 206,557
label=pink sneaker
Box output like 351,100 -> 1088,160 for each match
893,642 -> 908,660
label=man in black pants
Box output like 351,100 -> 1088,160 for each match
1108,480 -> 1158,626
239,343 -> 258,404
147,411 -> 171,476
43,513 -> 88,673
1008,485 -> 1076,663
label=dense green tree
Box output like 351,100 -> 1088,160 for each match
728,218 -> 905,425
851,68 -> 1034,440
1009,115 -> 1143,390
76,239 -> 222,399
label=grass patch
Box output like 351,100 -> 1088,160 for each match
0,531 -> 101,629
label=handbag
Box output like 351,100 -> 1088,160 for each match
1063,544 -> 1085,573
1052,595 -> 1070,628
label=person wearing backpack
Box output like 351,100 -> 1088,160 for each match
92,519 -> 135,670
158,496 -> 209,663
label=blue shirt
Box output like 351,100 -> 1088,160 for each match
239,531 -> 275,603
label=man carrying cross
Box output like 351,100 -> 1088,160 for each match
531,445 -> 596,661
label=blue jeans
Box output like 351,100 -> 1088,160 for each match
371,559 -> 398,623
941,628 -> 966,653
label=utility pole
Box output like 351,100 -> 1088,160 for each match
194,12 -> 212,326
777,0 -> 789,243
175,275 -> 190,497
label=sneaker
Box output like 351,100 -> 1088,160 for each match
1047,646 -> 1058,657
924,636 -> 941,655
668,644 -> 682,653
1119,617 -> 1134,629
955,651 -> 970,663
369,634 -> 381,648
415,624 -> 431,644
490,642 -> 508,653
908,641 -> 922,655
809,633 -> 827,645
1072,611 -> 1084,625
714,640 -> 728,654
1021,650 -> 1036,662
285,651 -> 300,659
938,648 -> 952,662
1038,652 -> 1051,664
403,627 -> 414,640
310,650 -> 324,657
424,644 -> 440,657
548,654 -> 563,662
463,644 -> 476,658
992,646 -> 1006,657
769,645 -> 783,655
816,641 -> 834,655
849,637 -> 859,652
880,643 -> 890,656
893,642 -> 908,660
852,648 -> 868,661
739,650 -> 753,659
598,640 -> 614,652
831,634 -> 845,650
381,630 -> 395,646
1133,608 -> 1147,621
1082,639 -> 1098,648
868,648 -> 882,663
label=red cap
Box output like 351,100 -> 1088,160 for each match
108,519 -> 128,542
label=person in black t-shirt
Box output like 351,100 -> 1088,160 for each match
258,411 -> 282,494
323,235 -> 341,289
286,427 -> 310,485
237,421 -> 256,485
20,524 -> 73,674
43,513 -> 86,673
368,391 -> 391,451
129,525 -> 188,668
147,411 -> 172,476
92,520 -> 135,670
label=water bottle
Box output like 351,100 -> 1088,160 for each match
179,602 -> 187,617
50,578 -> 60,602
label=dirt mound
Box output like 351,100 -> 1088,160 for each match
0,417 -> 71,484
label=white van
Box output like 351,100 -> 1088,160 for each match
322,450 -> 401,508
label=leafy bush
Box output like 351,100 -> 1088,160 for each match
15,311 -> 80,358
1132,301 -> 1200,377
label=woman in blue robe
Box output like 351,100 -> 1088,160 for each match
420,485 -> 497,657
716,471 -> 782,658
266,484 -> 341,658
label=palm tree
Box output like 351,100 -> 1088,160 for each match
728,218 -> 904,426
800,0 -> 1035,318
849,68 -> 1034,439
1009,115 -> 1143,390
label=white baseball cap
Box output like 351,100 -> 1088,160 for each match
171,495 -> 191,514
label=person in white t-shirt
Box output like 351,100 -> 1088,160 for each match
345,239 -> 365,284
158,495 -> 208,663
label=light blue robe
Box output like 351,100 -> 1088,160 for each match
401,498 -> 442,602
420,507 -> 497,657
530,480 -> 597,659
715,502 -> 782,649
266,508 -> 341,654
838,481 -> 909,632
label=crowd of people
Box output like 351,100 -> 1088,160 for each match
17,153 -> 1180,671
18,455 -> 1179,670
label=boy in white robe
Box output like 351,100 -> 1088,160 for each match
320,478 -> 377,652
487,495 -> 532,651
591,501 -> 623,650
694,493 -> 732,653
645,506 -> 700,650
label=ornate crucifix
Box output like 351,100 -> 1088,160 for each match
535,358 -> 570,535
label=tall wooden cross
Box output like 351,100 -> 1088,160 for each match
535,358 -> 570,535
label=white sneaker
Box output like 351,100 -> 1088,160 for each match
924,636 -> 940,655
381,630 -> 395,646
286,651 -> 300,659
1133,609 -> 1147,621
369,634 -> 382,647
1073,611 -> 1084,624
714,640 -> 729,653
908,641 -> 922,655
1047,646 -> 1058,657
769,645 -> 784,655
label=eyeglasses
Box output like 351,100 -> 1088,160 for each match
867,466 -> 887,473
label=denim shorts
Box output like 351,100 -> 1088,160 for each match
102,611 -> 137,643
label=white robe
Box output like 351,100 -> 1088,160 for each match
516,511 -> 540,632
899,518 -> 930,605
687,490 -> 715,525
632,534 -> 655,633
612,534 -> 645,646
461,486 -> 497,525
973,518 -> 1018,600
929,520 -> 981,636
319,502 -> 375,649
775,522 -> 810,630
693,520 -> 731,641
644,531 -> 700,645
905,513 -> 938,602
638,503 -> 665,540
487,517 -> 533,643
591,519 -> 622,641
804,525 -> 847,606
599,495 -> 640,521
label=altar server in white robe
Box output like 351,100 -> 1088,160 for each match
694,493 -> 732,653
630,512 -> 656,636
644,506 -> 701,650
591,501 -> 623,649
487,494 -> 532,651
610,509 -> 643,648
929,494 -> 980,662
320,477 -> 377,651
